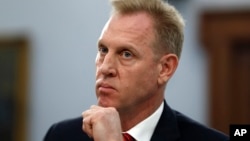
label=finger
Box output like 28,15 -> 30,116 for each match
82,117 -> 93,138
82,110 -> 90,118
90,105 -> 101,110
82,107 -> 96,118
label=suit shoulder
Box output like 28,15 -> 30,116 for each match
44,117 -> 90,141
174,111 -> 229,141
53,116 -> 83,130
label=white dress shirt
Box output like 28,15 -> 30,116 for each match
124,102 -> 164,141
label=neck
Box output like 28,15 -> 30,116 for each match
119,95 -> 164,131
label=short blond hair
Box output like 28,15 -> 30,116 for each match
110,0 -> 185,58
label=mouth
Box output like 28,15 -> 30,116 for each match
96,81 -> 116,94
95,80 -> 118,107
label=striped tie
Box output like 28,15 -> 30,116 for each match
123,133 -> 135,141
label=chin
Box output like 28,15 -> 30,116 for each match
97,98 -> 113,108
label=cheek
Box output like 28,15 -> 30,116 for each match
95,67 -> 100,76
121,65 -> 158,92
140,71 -> 158,89
95,69 -> 100,80
140,63 -> 158,80
95,61 -> 102,78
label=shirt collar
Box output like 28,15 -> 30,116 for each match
125,102 -> 164,141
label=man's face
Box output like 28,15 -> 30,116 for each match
95,12 -> 161,112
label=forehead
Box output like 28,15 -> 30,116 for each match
99,12 -> 155,48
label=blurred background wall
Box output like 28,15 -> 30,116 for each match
0,0 -> 249,141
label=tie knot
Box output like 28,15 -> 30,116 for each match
122,133 -> 135,141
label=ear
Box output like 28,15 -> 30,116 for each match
157,54 -> 179,85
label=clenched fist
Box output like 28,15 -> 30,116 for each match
82,105 -> 123,141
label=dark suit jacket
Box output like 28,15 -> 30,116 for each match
44,101 -> 229,141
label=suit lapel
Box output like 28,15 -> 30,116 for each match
150,101 -> 180,141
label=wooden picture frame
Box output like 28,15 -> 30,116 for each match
0,36 -> 28,141
200,10 -> 250,134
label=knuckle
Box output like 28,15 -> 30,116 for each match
108,107 -> 118,113
82,118 -> 87,124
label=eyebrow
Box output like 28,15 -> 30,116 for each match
97,39 -> 142,57
97,39 -> 105,48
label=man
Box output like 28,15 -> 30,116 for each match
44,0 -> 229,141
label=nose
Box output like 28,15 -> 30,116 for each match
96,53 -> 117,77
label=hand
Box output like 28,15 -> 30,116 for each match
82,105 -> 123,141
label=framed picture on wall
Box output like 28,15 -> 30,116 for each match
0,36 -> 28,141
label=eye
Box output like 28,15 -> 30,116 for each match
121,50 -> 133,59
98,46 -> 108,55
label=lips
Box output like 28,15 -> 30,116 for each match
96,81 -> 116,94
